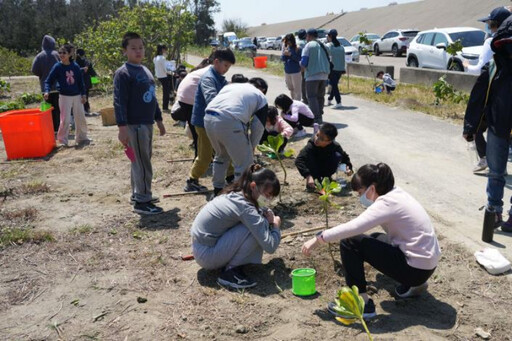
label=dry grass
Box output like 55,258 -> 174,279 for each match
18,180 -> 51,195
0,227 -> 54,248
1,207 -> 38,221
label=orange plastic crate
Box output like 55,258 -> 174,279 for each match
0,108 -> 56,160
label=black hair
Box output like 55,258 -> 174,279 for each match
376,71 -> 384,77
222,164 -> 280,209
284,33 -> 297,49
59,45 -> 73,54
274,93 -> 293,112
232,74 -> 248,83
319,123 -> 337,140
267,106 -> 278,125
213,48 -> 236,64
249,77 -> 268,94
156,44 -> 167,56
191,51 -> 215,71
76,48 -> 85,56
122,32 -> 142,49
298,29 -> 307,40
351,163 -> 395,196
179,70 -> 187,78
330,35 -> 341,47
63,43 -> 75,61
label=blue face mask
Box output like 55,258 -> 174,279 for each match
485,23 -> 492,35
359,187 -> 374,208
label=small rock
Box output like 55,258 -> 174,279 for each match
209,332 -> 215,338
475,327 -> 491,339
235,325 -> 248,334
88,193 -> 93,196
182,316 -> 187,321
137,297 -> 147,303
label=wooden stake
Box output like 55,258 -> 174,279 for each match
166,158 -> 194,163
163,190 -> 212,198
281,225 -> 326,238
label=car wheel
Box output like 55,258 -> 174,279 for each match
392,44 -> 401,57
408,57 -> 418,67
374,44 -> 380,56
358,46 -> 364,55
448,60 -> 464,72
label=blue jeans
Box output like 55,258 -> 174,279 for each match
486,129 -> 510,213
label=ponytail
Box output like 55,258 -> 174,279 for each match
351,162 -> 394,195
222,164 -> 280,208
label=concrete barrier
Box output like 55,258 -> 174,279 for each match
347,62 -> 394,80
400,67 -> 478,93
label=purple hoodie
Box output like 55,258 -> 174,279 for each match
31,35 -> 60,92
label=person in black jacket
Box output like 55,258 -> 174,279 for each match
463,14 -> 512,233
295,123 -> 353,191
75,49 -> 97,115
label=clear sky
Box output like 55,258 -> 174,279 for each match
213,0 -> 420,29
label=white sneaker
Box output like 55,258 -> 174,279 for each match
295,129 -> 307,138
473,157 -> 487,173
327,100 -> 333,106
333,103 -> 343,109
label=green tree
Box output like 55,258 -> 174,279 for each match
74,3 -> 195,76
222,18 -> 248,37
191,0 -> 219,45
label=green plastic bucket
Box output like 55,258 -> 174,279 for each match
40,101 -> 52,112
291,268 -> 316,296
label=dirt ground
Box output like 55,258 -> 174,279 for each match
1,80 -> 512,340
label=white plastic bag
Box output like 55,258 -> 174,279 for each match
184,122 -> 193,140
474,248 -> 511,275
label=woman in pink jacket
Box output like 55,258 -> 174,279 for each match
302,163 -> 441,319
260,106 -> 293,153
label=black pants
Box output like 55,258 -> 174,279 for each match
328,70 -> 343,104
260,130 -> 288,152
83,88 -> 90,113
340,233 -> 436,294
171,101 -> 198,156
47,92 -> 60,132
301,71 -> 308,104
283,115 -> 314,131
158,76 -> 172,110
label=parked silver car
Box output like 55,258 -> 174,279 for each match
373,29 -> 419,57
273,36 -> 283,50
338,37 -> 360,62
350,33 -> 381,54
260,37 -> 275,49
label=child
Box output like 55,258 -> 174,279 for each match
114,32 -> 166,215
44,44 -> 90,147
295,123 -> 352,191
185,48 -> 236,192
153,44 -> 172,111
376,71 -> 396,94
204,77 -> 269,195
260,106 -> 293,153
191,164 -> 282,289
274,93 -> 314,138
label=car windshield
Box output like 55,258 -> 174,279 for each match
448,31 -> 485,47
337,38 -> 352,47
240,38 -> 252,42
267,37 -> 275,41
402,31 -> 419,37
367,34 -> 380,40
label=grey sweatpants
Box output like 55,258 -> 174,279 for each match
306,80 -> 327,124
204,114 -> 253,189
128,124 -> 154,203
192,223 -> 264,270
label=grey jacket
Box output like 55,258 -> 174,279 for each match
191,192 -> 281,252
31,35 -> 60,92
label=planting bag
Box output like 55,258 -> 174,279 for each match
474,248 -> 511,275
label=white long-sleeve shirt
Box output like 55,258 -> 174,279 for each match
466,37 -> 493,75
153,55 -> 169,79
322,187 -> 441,270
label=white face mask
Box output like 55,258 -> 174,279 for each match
256,186 -> 272,208
359,187 -> 374,208
485,23 -> 492,35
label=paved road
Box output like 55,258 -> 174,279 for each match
186,54 -> 512,263
261,48 -> 407,79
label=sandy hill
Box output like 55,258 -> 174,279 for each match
248,0 -> 510,39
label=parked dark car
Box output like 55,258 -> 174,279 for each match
238,38 -> 257,51
209,39 -> 220,47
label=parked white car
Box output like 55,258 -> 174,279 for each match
406,27 -> 486,71
337,37 -> 360,62
373,29 -> 419,57
273,36 -> 284,50
350,33 -> 381,54
260,37 -> 276,49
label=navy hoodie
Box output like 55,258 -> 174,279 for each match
31,35 -> 60,92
